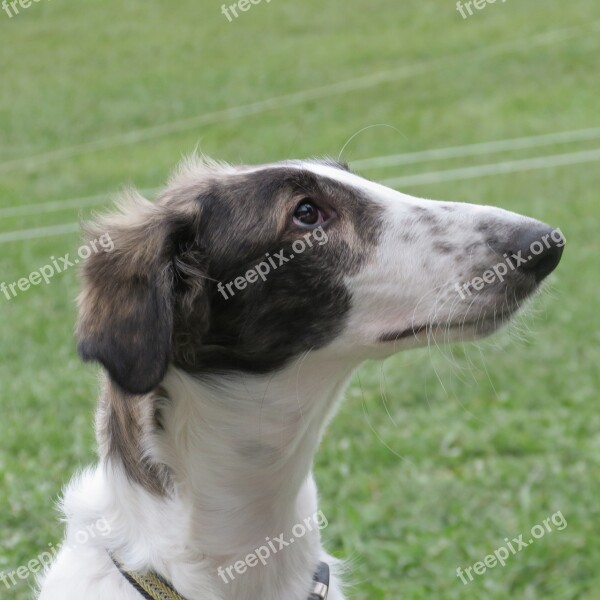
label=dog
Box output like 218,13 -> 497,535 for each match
37,156 -> 564,600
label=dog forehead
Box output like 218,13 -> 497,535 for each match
287,160 -> 401,202
162,157 -> 363,213
218,161 -> 382,218
237,160 -> 364,195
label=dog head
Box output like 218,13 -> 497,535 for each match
77,157 -> 564,395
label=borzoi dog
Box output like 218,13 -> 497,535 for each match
38,157 -> 564,600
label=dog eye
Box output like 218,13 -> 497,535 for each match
293,201 -> 325,228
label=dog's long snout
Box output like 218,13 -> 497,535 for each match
509,225 -> 565,282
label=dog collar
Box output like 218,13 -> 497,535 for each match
308,560 -> 330,600
110,554 -> 329,600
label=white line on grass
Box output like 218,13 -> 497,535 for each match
0,192 -> 108,219
381,147 -> 600,187
1,20 -> 599,175
352,126 -> 600,170
0,223 -> 80,243
0,188 -> 159,219
3,147 -> 599,244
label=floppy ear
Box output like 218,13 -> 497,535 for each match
76,190 -> 203,395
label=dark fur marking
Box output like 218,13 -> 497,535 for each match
434,242 -> 456,254
412,207 -> 441,227
173,166 -> 382,373
401,231 -> 418,243
99,381 -> 171,496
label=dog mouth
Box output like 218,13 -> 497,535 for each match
378,314 -> 512,343
378,273 -> 543,345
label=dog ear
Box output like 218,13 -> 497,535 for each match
76,190 -> 205,395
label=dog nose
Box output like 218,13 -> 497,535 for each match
511,225 -> 565,282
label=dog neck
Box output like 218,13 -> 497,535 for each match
161,358 -> 353,551
98,351 -> 355,597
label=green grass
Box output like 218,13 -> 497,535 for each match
1,1 -> 599,598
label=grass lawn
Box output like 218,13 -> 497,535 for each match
1,0 -> 599,598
